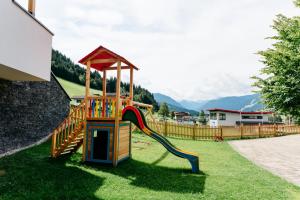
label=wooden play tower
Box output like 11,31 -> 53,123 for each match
51,46 -> 150,166
50,46 -> 199,173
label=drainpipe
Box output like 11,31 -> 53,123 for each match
28,0 -> 36,16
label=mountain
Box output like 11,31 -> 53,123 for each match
179,100 -> 208,111
153,93 -> 199,115
154,92 -> 264,115
198,94 -> 263,112
153,93 -> 183,108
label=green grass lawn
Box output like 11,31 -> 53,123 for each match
0,134 -> 299,200
56,77 -> 102,97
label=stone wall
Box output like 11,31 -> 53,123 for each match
0,74 -> 70,154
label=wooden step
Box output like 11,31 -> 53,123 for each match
67,144 -> 78,148
64,147 -> 75,152
61,151 -> 71,155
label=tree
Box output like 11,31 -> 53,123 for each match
198,110 -> 207,125
170,111 -> 175,119
253,0 -> 300,122
158,102 -> 169,119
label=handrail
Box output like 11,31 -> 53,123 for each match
51,100 -> 86,157
132,101 -> 153,109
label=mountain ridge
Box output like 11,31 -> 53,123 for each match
153,93 -> 264,115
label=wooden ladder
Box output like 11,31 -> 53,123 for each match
51,101 -> 86,158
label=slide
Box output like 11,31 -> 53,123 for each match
122,106 -> 199,173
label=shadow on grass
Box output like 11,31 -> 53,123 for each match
0,144 -> 103,200
75,155 -> 206,194
151,151 -> 170,165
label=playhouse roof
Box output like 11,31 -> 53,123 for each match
207,108 -> 273,115
78,46 -> 138,71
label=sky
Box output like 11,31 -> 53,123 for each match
18,0 -> 299,101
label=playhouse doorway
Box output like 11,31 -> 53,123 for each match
92,130 -> 109,160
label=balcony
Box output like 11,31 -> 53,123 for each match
0,0 -> 53,81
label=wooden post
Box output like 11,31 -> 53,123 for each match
129,67 -> 134,105
28,0 -> 36,16
258,123 -> 261,138
164,121 -> 168,137
274,124 -> 277,136
220,126 -> 223,140
102,70 -> 107,116
192,124 -> 196,140
51,130 -> 57,157
113,61 -> 122,167
240,124 -> 243,139
82,60 -> 91,161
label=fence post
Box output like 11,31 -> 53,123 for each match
240,124 -> 243,139
220,126 -> 223,140
164,121 -> 168,137
192,124 -> 196,140
51,130 -> 57,157
273,124 -> 277,136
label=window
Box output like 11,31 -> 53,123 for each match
242,115 -> 255,119
219,113 -> 226,120
242,115 -> 263,119
210,112 -> 217,120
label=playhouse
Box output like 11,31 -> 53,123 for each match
50,46 -> 199,172
78,46 -> 138,165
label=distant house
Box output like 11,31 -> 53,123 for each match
207,108 -> 273,127
174,112 -> 191,121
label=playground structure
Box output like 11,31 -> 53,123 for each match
50,46 -> 199,172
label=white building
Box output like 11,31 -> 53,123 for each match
0,0 -> 53,81
207,108 -> 273,127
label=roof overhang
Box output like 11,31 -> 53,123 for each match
78,46 -> 139,71
207,108 -> 273,115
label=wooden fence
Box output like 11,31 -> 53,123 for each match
146,121 -> 300,141
147,121 -> 221,140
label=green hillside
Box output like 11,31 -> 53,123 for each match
56,77 -> 102,97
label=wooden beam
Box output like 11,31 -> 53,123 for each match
83,60 -> 91,161
102,70 -> 107,97
104,66 -> 131,71
28,0 -> 36,16
85,61 -> 91,100
102,70 -> 107,116
129,67 -> 134,105
90,58 -> 118,64
113,61 -> 122,167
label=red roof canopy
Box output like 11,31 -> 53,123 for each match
207,108 -> 273,115
78,46 -> 138,71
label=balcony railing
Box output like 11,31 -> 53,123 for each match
86,96 -> 130,120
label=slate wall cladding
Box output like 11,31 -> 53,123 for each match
0,74 -> 70,154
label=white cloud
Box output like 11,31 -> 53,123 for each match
33,0 -> 299,100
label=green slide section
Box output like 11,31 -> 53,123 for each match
122,107 -> 199,173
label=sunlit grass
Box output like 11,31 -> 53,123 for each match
0,134 -> 299,200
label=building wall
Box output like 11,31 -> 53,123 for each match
0,75 -> 70,154
0,0 -> 53,81
209,112 -> 240,127
209,111 -> 271,127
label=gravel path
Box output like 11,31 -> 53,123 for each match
229,135 -> 300,186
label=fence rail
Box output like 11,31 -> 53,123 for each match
146,121 -> 300,141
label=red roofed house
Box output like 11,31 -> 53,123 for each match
207,108 -> 273,127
